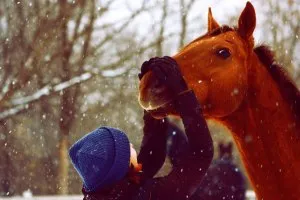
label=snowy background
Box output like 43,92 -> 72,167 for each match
0,0 -> 299,198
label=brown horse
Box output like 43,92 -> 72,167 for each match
139,2 -> 300,200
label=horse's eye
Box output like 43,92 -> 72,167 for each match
216,48 -> 231,59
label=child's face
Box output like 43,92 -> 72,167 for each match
130,143 -> 138,168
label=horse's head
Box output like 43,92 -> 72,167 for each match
139,2 -> 256,118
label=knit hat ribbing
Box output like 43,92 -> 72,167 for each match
69,126 -> 130,192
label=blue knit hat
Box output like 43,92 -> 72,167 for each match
69,126 -> 131,192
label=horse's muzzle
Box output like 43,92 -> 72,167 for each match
138,71 -> 174,111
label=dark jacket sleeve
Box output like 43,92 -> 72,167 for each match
142,90 -> 214,199
137,111 -> 169,181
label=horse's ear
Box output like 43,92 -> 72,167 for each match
208,7 -> 220,32
238,2 -> 256,40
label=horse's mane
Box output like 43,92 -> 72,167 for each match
254,46 -> 300,122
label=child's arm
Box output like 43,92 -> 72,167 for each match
137,110 -> 169,181
151,91 -> 213,199
137,56 -> 213,199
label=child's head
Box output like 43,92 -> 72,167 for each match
69,127 -> 138,192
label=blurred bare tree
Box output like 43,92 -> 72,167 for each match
178,0 -> 196,48
0,0 -> 155,195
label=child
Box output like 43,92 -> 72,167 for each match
69,56 -> 214,199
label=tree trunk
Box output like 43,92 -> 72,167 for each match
57,133 -> 69,194
156,0 -> 168,57
57,0 -> 71,194
0,120 -> 12,196
179,0 -> 187,49
57,88 -> 76,195
56,0 -> 95,194
2,151 -> 11,196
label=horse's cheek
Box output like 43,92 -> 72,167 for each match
206,75 -> 245,117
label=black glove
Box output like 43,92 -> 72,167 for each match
138,57 -> 158,80
139,56 -> 188,95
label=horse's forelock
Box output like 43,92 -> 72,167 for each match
184,25 -> 235,51
208,25 -> 235,36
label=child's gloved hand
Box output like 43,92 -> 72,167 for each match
138,57 -> 158,80
139,56 -> 188,96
